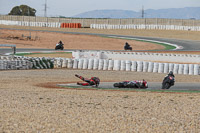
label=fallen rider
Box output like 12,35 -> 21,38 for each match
113,79 -> 148,88
75,74 -> 100,87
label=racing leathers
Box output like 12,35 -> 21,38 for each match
75,74 -> 100,87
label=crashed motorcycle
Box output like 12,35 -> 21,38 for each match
113,80 -> 148,89
55,43 -> 64,50
162,75 -> 175,89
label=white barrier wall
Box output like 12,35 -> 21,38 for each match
73,51 -> 200,64
0,20 -> 61,28
52,58 -> 200,75
2,55 -> 198,75
1,20 -> 200,31
90,24 -> 200,31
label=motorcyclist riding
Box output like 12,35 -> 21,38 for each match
124,42 -> 132,50
55,40 -> 64,50
167,71 -> 175,78
162,71 -> 175,89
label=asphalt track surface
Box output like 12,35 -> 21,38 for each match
1,27 -> 200,55
58,82 -> 200,91
0,28 -> 200,91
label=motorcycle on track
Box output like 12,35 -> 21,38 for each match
113,80 -> 148,89
162,75 -> 175,89
124,42 -> 132,50
55,41 -> 64,50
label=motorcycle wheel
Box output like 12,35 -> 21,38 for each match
113,83 -> 120,88
113,83 -> 123,88
163,83 -> 171,89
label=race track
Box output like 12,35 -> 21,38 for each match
1,28 -> 200,91
58,82 -> 200,91
1,28 -> 200,54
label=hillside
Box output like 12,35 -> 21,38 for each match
73,7 -> 200,19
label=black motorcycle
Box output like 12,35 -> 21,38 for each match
162,75 -> 175,89
55,44 -> 64,50
113,80 -> 148,89
124,42 -> 132,50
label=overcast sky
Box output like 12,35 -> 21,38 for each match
0,0 -> 199,17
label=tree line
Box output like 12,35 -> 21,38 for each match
9,5 -> 36,16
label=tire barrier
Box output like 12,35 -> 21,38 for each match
50,58 -> 200,75
113,60 -> 121,71
78,59 -> 84,69
90,24 -> 200,31
0,56 -> 54,70
98,59 -> 104,70
73,51 -> 200,64
184,64 -> 189,75
60,23 -> 81,28
137,61 -> 143,72
178,64 -> 184,75
148,62 -> 154,73
103,60 -> 109,70
153,63 -> 159,73
189,64 -> 194,75
108,60 -> 114,70
131,61 -> 137,72
143,62 -> 148,72
158,63 -> 164,73
1,55 -> 199,75
126,60 -> 131,71
120,60 -> 126,71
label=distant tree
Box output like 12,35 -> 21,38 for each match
8,5 -> 36,16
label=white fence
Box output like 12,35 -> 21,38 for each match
90,24 -> 200,31
0,20 -> 61,28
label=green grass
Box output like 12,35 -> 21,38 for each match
59,85 -> 200,93
102,36 -> 176,50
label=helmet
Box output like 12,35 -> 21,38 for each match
59,41 -> 62,44
169,71 -> 173,76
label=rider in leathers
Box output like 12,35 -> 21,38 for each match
75,74 -> 100,87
